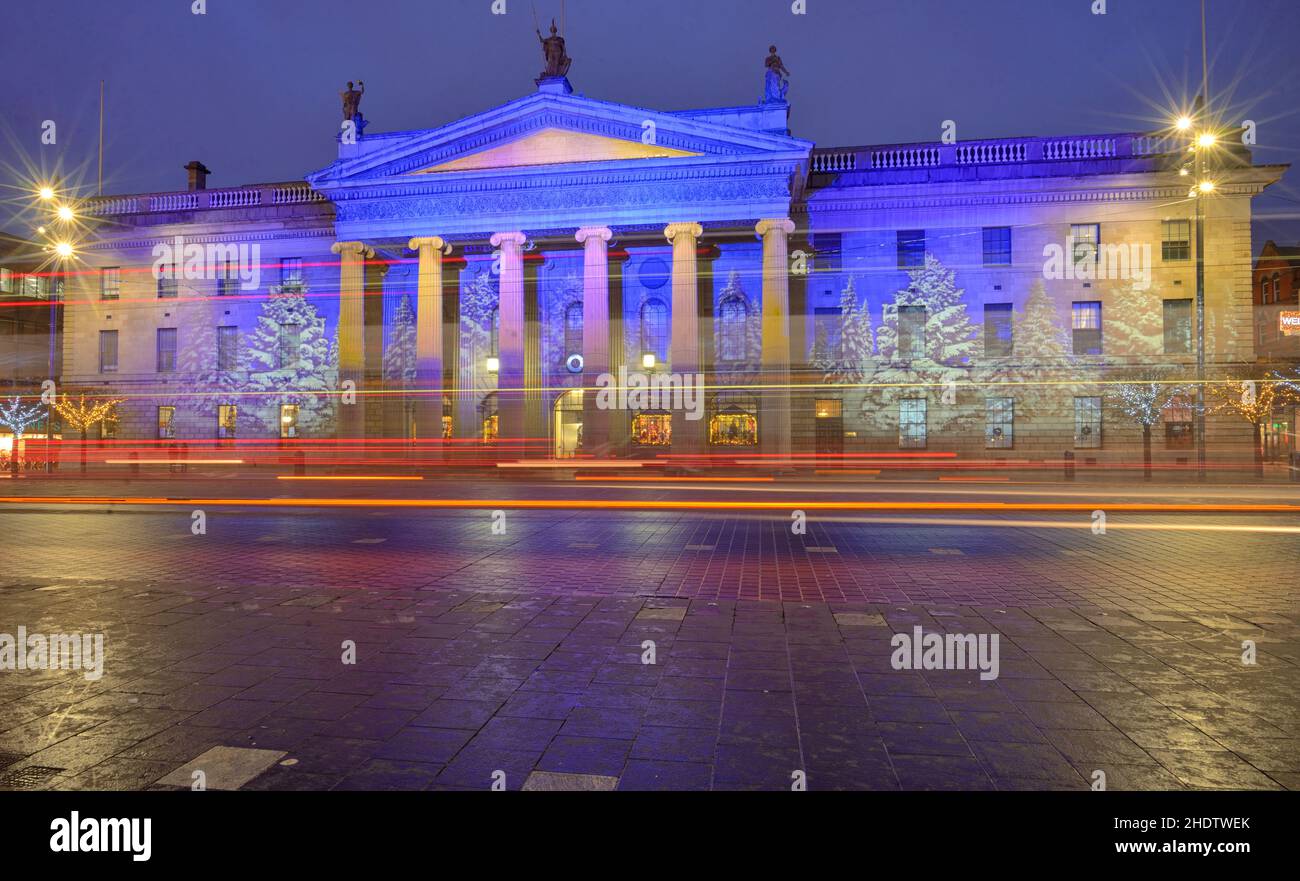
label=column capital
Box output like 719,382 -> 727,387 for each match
408,236 -> 448,253
575,226 -> 613,245
664,222 -> 703,244
490,231 -> 527,249
331,240 -> 374,259
755,218 -> 796,238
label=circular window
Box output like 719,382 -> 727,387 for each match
565,353 -> 584,374
639,257 -> 669,290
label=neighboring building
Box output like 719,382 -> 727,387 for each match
59,59 -> 1288,466
1252,241 -> 1300,459
0,233 -> 62,466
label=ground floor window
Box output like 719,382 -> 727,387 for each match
986,397 -> 1013,449
280,404 -> 299,439
218,404 -> 237,440
899,398 -> 927,449
1163,396 -> 1193,449
632,410 -> 672,446
479,393 -> 498,443
101,407 -> 118,440
709,393 -> 757,447
157,406 -> 175,439
1074,396 -> 1102,448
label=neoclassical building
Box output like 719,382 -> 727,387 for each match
60,63 -> 1287,465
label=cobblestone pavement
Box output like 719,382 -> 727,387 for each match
0,497 -> 1297,791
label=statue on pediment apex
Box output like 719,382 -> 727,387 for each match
763,46 -> 790,103
538,20 -> 572,79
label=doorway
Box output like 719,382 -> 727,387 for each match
553,388 -> 583,458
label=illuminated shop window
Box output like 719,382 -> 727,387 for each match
631,410 -> 672,446
815,399 -> 842,419
482,414 -> 498,443
709,393 -> 758,446
157,406 -> 176,439
101,408 -> 119,440
280,403 -> 299,439
443,395 -> 453,439
479,392 -> 498,443
218,404 -> 237,440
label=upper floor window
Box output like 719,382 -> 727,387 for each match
813,306 -> 842,361
982,227 -> 1012,266
718,296 -> 749,363
1071,300 -> 1102,355
0,268 -> 12,293
157,273 -> 179,298
99,330 -> 119,373
1161,220 -> 1191,262
983,303 -> 1013,357
1162,299 -> 1193,355
1070,224 -> 1100,267
100,267 -> 121,300
217,259 -> 237,296
1262,278 -> 1272,304
278,323 -> 302,369
156,328 -> 178,372
279,257 -> 304,290
897,230 -> 925,269
640,298 -> 667,363
897,304 -> 927,360
563,302 -> 583,359
217,325 -> 239,371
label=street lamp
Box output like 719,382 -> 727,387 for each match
37,185 -> 55,202
1180,117 -> 1219,483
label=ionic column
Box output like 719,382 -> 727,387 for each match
757,218 -> 796,458
408,236 -> 446,443
491,231 -> 527,445
577,226 -> 613,455
331,240 -> 373,440
665,222 -> 705,455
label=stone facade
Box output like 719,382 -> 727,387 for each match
55,80 -> 1287,466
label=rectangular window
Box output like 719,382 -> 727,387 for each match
897,305 -> 926,360
0,268 -> 12,293
1161,220 -> 1191,262
217,260 -> 236,296
101,409 -> 118,440
986,397 -> 1014,449
99,330 -> 119,373
1070,224 -> 1100,267
1072,301 -> 1102,355
812,232 -> 843,271
100,267 -> 121,300
1162,298 -> 1193,354
899,398 -> 927,449
278,323 -> 302,369
1074,396 -> 1102,448
982,227 -> 1012,266
983,303 -> 1013,357
217,325 -> 239,371
22,275 -> 47,299
813,307 -> 842,360
157,406 -> 176,439
157,273 -> 178,299
156,328 -> 177,372
280,257 -> 304,290
217,404 -> 237,440
280,404 -> 299,439
897,230 -> 925,269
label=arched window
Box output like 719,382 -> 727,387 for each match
1273,273 -> 1282,305
478,392 -> 498,443
489,306 -> 500,357
1262,278 -> 1271,304
640,298 -> 667,363
564,302 -> 584,358
708,392 -> 758,447
718,296 -> 748,363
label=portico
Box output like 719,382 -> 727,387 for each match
307,79 -> 812,457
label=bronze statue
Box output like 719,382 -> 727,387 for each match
537,19 -> 571,79
763,46 -> 790,103
339,80 -> 365,121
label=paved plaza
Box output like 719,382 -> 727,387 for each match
1,481 -> 1297,791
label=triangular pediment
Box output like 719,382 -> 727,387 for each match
412,128 -> 700,173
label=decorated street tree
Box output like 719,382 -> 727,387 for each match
242,284 -> 337,436
872,253 -> 979,435
52,394 -> 122,474
383,293 -> 417,387
1210,374 -> 1291,478
1109,369 -> 1187,480
0,396 -> 46,476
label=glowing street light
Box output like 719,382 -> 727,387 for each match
641,352 -> 656,370
485,357 -> 500,374
1175,116 -> 1193,131
55,204 -> 75,222
1196,132 -> 1217,149
37,185 -> 55,201
53,242 -> 75,259
1198,180 -> 1215,193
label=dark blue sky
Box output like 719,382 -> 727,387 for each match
4,0 -> 1298,244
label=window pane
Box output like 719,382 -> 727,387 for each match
1161,220 -> 1191,262
898,305 -> 926,360
156,328 -> 177,372
1162,299 -> 1192,354
564,302 -> 583,358
986,397 -> 1014,448
278,324 -> 302,369
280,404 -> 299,439
280,258 -> 304,289
100,267 -> 121,300
719,297 -> 748,363
1070,224 -> 1099,267
984,303 -> 1013,357
157,406 -> 176,439
899,398 -> 927,449
217,326 -> 239,371
640,299 -> 667,362
1074,396 -> 1102,448
813,306 -> 842,361
897,230 -> 925,269
982,227 -> 1011,265
217,404 -> 237,439
99,330 -> 118,373
1072,301 -> 1102,355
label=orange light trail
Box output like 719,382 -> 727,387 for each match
2,497 -> 1299,514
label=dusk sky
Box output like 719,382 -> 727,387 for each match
4,0 -> 1298,243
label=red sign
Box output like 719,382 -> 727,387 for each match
1281,311 -> 1300,336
